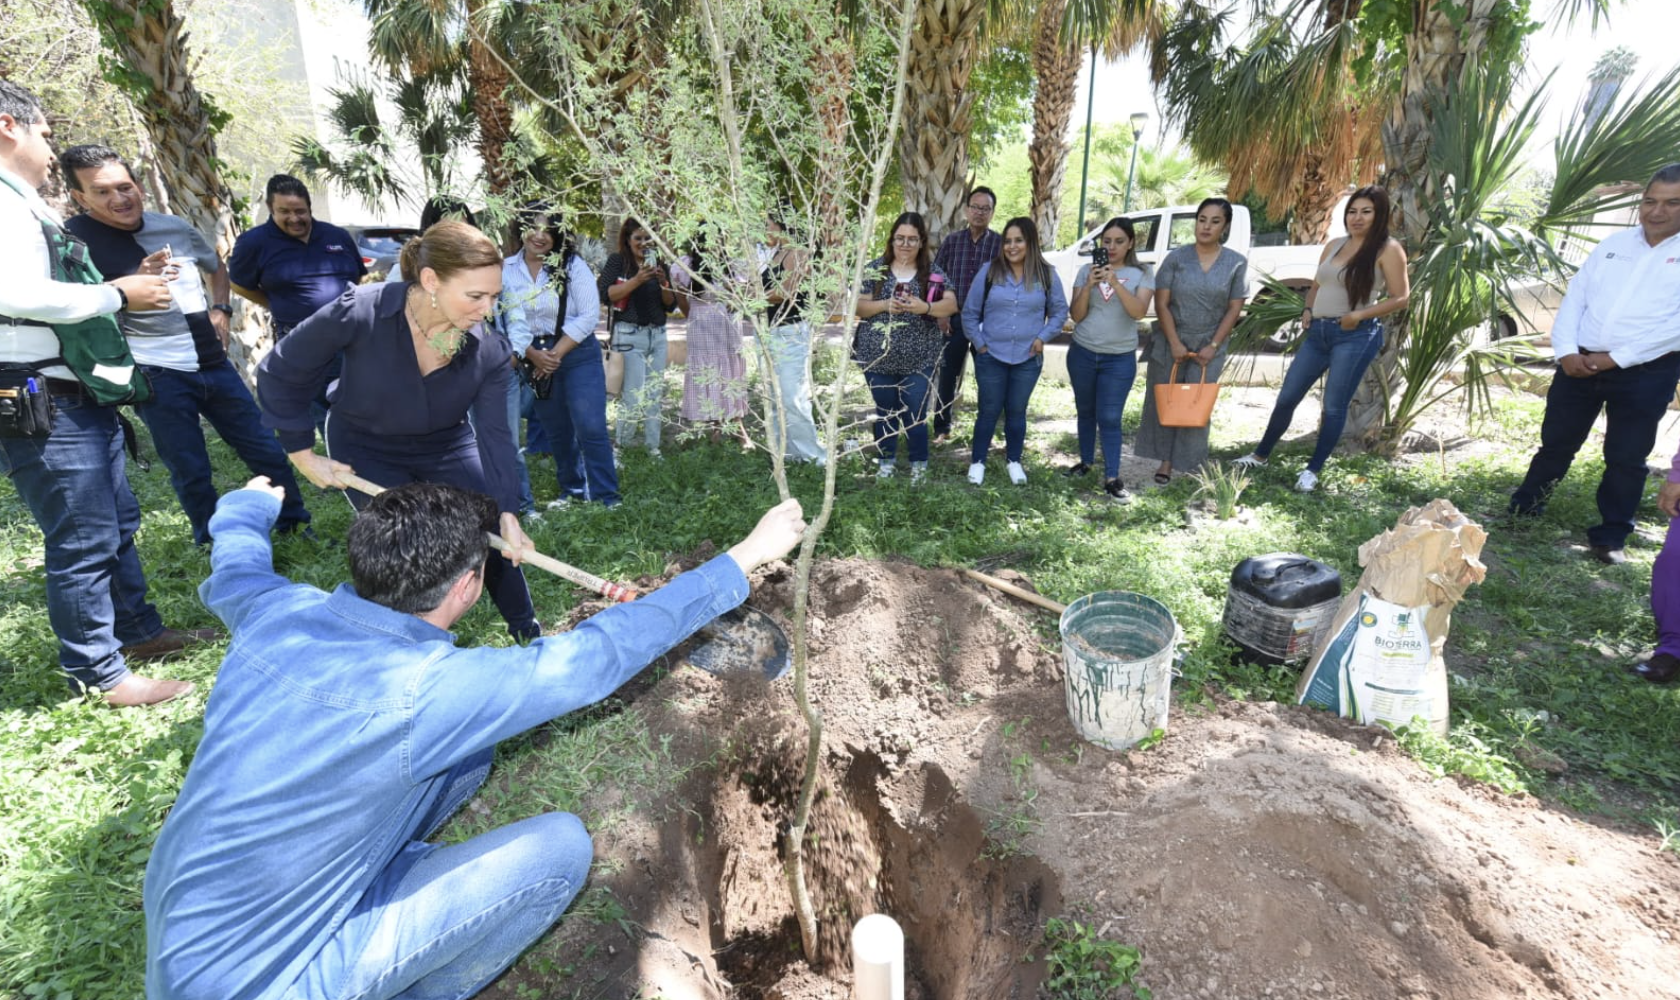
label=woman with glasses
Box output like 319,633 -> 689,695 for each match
1135,197 -> 1247,483
961,217 -> 1068,486
852,212 -> 958,482
1066,216 -> 1154,501
599,218 -> 674,457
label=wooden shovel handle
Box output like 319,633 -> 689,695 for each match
961,568 -> 1066,614
337,473 -> 637,603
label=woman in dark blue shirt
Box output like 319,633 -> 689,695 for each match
258,220 -> 539,640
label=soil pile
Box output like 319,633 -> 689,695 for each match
495,557 -> 1680,1000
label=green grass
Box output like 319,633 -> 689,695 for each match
3,367 -> 1678,998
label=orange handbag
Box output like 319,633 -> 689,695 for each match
1153,359 -> 1221,428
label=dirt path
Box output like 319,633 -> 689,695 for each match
488,556 -> 1679,1000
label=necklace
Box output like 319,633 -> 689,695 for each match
406,289 -> 464,360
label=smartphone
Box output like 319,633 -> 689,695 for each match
1092,246 -> 1110,268
645,249 -> 660,270
893,282 -> 910,302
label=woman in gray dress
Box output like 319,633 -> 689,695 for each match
1134,197 -> 1247,483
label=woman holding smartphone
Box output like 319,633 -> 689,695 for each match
852,211 -> 958,482
1066,216 -> 1154,501
599,218 -> 674,457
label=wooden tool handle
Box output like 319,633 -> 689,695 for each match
337,473 -> 637,602
961,568 -> 1066,614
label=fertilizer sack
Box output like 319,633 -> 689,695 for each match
1296,499 -> 1486,735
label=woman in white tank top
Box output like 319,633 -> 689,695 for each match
1232,187 -> 1410,492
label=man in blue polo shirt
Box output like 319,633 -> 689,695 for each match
62,145 -> 311,546
228,175 -> 366,334
228,176 -> 365,433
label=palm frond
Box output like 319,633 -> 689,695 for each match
1540,63 -> 1680,235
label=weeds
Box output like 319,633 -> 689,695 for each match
1189,461 -> 1251,520
1039,916 -> 1152,1000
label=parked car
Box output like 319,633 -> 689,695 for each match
343,225 -> 421,280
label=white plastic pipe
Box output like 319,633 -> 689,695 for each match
851,913 -> 905,1000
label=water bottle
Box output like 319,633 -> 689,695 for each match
925,272 -> 945,303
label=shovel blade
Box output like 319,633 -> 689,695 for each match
686,605 -> 791,680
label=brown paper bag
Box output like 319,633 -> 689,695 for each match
1295,499 -> 1487,735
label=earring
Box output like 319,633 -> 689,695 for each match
430,292 -> 438,310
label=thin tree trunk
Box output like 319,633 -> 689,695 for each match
898,0 -> 987,241
1028,0 -> 1080,241
1346,0 -> 1500,449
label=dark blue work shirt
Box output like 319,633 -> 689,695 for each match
228,218 -> 367,329
257,282 -> 519,513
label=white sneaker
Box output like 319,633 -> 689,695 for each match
967,462 -> 985,485
1007,461 -> 1027,485
1232,453 -> 1267,470
878,459 -> 895,479
545,496 -> 573,511
1295,469 -> 1319,493
910,461 -> 928,485
648,447 -> 662,459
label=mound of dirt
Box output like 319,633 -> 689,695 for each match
494,556 -> 1680,1000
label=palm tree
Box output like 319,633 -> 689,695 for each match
291,73 -> 478,211
1026,0 -> 1161,241
75,0 -> 238,256
1154,0 -> 1387,244
361,0 -> 522,193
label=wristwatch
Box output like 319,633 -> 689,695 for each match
211,303 -> 234,316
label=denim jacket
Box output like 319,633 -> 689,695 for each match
144,489 -> 748,1000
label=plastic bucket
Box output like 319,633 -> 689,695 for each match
1059,592 -> 1179,750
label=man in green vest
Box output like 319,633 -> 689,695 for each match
0,80 -> 218,706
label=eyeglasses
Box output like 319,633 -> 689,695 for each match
892,236 -> 921,246
966,203 -> 995,214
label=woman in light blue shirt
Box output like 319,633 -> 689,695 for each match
961,216 -> 1068,486
503,206 -> 619,508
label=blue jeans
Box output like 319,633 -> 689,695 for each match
761,321 -> 824,462
532,344 -> 621,506
136,361 -> 310,545
611,323 -> 667,449
970,351 -> 1044,464
282,748 -> 595,1000
932,311 -> 973,439
1510,351 -> 1680,548
505,376 -> 537,514
1066,342 -> 1137,479
0,393 -> 165,692
864,369 -> 932,463
1254,317 -> 1384,472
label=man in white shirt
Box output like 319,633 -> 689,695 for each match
1510,164 -> 1680,565
0,81 -> 216,706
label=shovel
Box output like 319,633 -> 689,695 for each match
335,473 -> 790,678
962,568 -> 1066,614
340,473 -> 636,601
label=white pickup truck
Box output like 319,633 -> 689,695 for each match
1045,200 -> 1347,314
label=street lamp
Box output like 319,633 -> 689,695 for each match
1123,111 -> 1148,213
1074,44 -> 1098,240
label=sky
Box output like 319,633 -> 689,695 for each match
1071,0 -> 1680,169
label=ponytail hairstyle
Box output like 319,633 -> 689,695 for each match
1100,216 -> 1145,270
1340,185 -> 1393,310
398,219 -> 502,285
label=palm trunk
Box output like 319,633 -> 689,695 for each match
898,0 -> 988,240
1288,151 -> 1341,244
78,0 -> 254,371
465,0 -> 514,193
1345,0 -> 1501,450
1028,0 -> 1080,242
811,39 -> 857,253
